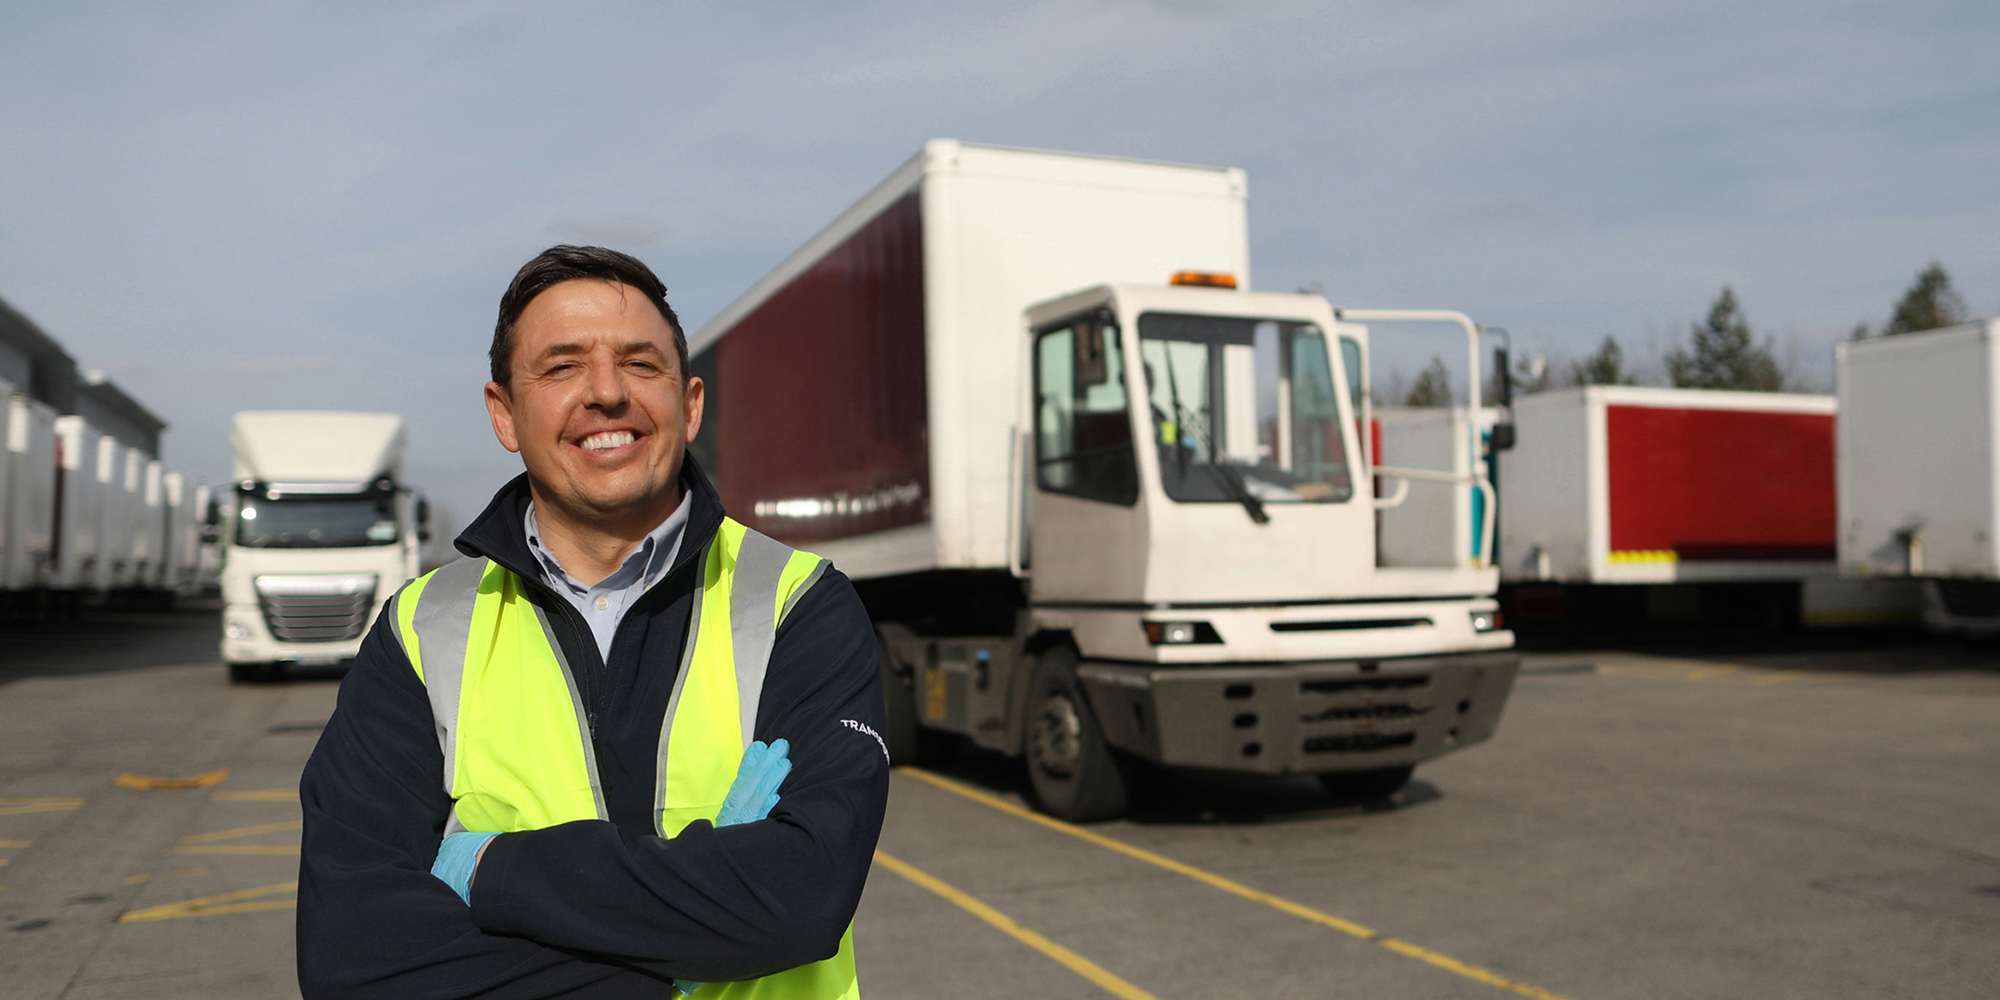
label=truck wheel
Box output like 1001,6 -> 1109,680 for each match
1317,765 -> 1415,802
1025,647 -> 1128,822
878,632 -> 920,765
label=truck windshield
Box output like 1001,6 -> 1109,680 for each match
236,490 -> 400,548
1138,313 -> 1353,504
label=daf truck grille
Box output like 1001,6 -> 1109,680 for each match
255,574 -> 378,643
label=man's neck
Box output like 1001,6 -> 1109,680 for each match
528,486 -> 683,587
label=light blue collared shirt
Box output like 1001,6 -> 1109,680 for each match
524,498 -> 689,662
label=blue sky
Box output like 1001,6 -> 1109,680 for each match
2,0 -> 1996,529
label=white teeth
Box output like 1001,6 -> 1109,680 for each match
581,431 -> 635,452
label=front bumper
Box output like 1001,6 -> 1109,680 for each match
1075,650 -> 1520,775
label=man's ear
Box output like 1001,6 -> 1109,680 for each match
682,375 -> 705,444
485,381 -> 522,454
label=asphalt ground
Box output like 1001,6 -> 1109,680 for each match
1,608 -> 1995,999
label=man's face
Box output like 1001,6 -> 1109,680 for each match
484,279 -> 702,528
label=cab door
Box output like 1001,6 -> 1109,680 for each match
1027,309 -> 1148,603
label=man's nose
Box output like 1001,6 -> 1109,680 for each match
585,358 -> 629,408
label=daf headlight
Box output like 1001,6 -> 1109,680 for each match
1469,610 -> 1503,633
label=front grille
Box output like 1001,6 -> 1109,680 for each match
1304,732 -> 1417,754
1298,671 -> 1430,756
255,574 -> 377,643
1937,579 -> 2000,618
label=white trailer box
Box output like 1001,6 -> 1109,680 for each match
51,416 -> 103,589
1837,320 -> 2000,578
692,139 -> 1249,579
162,471 -> 199,594
1836,320 -> 2000,631
4,393 -> 57,589
131,458 -> 163,587
93,439 -> 138,590
1499,386 -> 1839,585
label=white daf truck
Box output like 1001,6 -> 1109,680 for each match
216,411 -> 427,681
691,141 -> 1518,819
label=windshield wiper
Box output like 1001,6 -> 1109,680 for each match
1163,358 -> 1268,525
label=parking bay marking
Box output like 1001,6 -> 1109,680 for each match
900,766 -> 1577,1000
212,788 -> 299,802
873,849 -> 1157,1000
167,820 -> 302,856
0,798 -> 84,816
118,881 -> 297,923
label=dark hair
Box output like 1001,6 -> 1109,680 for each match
491,245 -> 687,389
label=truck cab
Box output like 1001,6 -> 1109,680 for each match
215,412 -> 426,681
1001,281 -> 1518,816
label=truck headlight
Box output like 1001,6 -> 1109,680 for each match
1469,610 -> 1503,633
1142,621 -> 1222,645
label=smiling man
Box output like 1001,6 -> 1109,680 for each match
297,246 -> 888,999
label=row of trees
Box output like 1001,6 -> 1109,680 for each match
1398,262 -> 1972,406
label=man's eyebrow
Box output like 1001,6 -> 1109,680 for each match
532,342 -> 587,364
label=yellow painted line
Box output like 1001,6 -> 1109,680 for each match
900,767 -> 1577,1000
0,799 -> 83,817
118,881 -> 297,923
0,859 -> 9,866
873,850 -> 1156,1000
211,788 -> 298,802
116,769 -> 229,792
125,873 -> 151,885
179,820 -> 302,845
0,840 -> 31,848
169,845 -> 299,856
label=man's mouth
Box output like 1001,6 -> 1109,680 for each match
579,430 -> 637,453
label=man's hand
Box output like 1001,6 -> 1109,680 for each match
431,831 -> 497,905
714,739 -> 791,828
675,739 -> 792,996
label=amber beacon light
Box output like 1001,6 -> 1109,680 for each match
1169,270 -> 1238,288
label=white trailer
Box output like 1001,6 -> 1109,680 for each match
3,392 -> 57,591
1497,384 -> 1917,634
1837,319 -> 2000,633
51,416 -> 103,590
693,141 -> 1518,819
218,411 -> 427,680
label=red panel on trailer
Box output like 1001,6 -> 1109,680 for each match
1605,405 -> 1835,560
712,193 -> 929,545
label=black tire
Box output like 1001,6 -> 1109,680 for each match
1317,765 -> 1415,802
878,632 -> 921,765
1024,645 -> 1128,822
228,662 -> 271,684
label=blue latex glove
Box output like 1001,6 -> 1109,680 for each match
714,738 -> 791,828
676,739 -> 793,996
431,831 -> 497,905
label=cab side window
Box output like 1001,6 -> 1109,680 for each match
1035,314 -> 1138,505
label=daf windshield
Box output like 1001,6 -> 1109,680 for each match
1138,313 -> 1354,505
235,487 -> 400,548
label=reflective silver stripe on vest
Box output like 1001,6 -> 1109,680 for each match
652,573 -> 704,834
779,557 -> 829,628
730,528 -> 797,749
412,556 -> 489,800
529,600 -> 610,822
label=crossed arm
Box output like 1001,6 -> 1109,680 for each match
297,576 -> 889,1000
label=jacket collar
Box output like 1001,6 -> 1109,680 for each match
453,451 -> 726,590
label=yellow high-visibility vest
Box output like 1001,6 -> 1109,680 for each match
393,516 -> 859,999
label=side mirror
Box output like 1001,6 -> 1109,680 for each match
204,499 -> 221,527
1489,423 -> 1517,452
200,525 -> 219,545
416,497 -> 432,543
